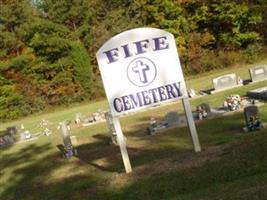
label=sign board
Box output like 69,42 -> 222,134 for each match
249,64 -> 267,82
96,28 -> 187,117
96,28 -> 201,173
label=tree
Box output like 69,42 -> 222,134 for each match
189,0 -> 261,49
0,0 -> 33,58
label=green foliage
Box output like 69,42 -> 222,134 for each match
189,0 -> 262,49
69,42 -> 92,97
142,0 -> 191,52
37,0 -> 94,31
242,43 -> 264,63
0,85 -> 28,120
28,19 -> 71,62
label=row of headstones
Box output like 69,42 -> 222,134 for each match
212,64 -> 267,92
147,101 -> 264,135
61,101 -> 264,157
75,110 -> 106,126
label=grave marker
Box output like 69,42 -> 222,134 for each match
244,105 -> 263,131
6,126 -> 17,136
249,64 -> 267,82
247,86 -> 267,100
105,111 -> 118,145
96,27 -> 201,173
59,122 -> 74,158
212,73 -> 241,93
164,112 -> 179,127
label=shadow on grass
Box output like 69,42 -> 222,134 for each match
91,133 -> 267,200
74,130 -> 192,173
0,142 -> 106,200
1,110 -> 266,200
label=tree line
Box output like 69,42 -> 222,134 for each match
0,0 -> 266,120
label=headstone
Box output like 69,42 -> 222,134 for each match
3,135 -> 15,145
197,103 -> 211,113
212,73 -> 240,92
60,122 -> 72,147
6,126 -> 17,136
243,105 -> 263,131
247,86 -> 267,100
105,111 -> 118,145
59,122 -> 74,158
164,112 -> 179,127
249,64 -> 267,82
147,117 -> 168,135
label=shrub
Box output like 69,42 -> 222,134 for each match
218,50 -> 245,67
242,43 -> 263,63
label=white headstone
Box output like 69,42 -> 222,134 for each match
59,122 -> 72,148
249,64 -> 267,82
212,73 -> 240,92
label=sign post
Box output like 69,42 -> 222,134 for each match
113,117 -> 132,173
182,97 -> 201,152
96,28 -> 201,173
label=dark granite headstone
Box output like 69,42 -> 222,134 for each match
244,105 -> 262,131
249,65 -> 267,82
247,86 -> 267,100
212,74 -> 238,91
197,103 -> 211,113
6,126 -> 17,136
164,112 -> 179,126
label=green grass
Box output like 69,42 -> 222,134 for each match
185,58 -> 267,91
1,61 -> 267,200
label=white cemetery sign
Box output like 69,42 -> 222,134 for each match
96,27 -> 201,173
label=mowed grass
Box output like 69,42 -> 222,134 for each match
0,62 -> 267,200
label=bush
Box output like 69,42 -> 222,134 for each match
186,50 -> 221,74
242,43 -> 263,63
0,85 -> 30,120
218,50 -> 245,67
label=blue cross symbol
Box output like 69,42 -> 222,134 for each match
132,60 -> 150,83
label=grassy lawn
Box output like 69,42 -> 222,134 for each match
0,62 -> 267,200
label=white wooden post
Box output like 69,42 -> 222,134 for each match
112,117 -> 132,173
182,98 -> 201,152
